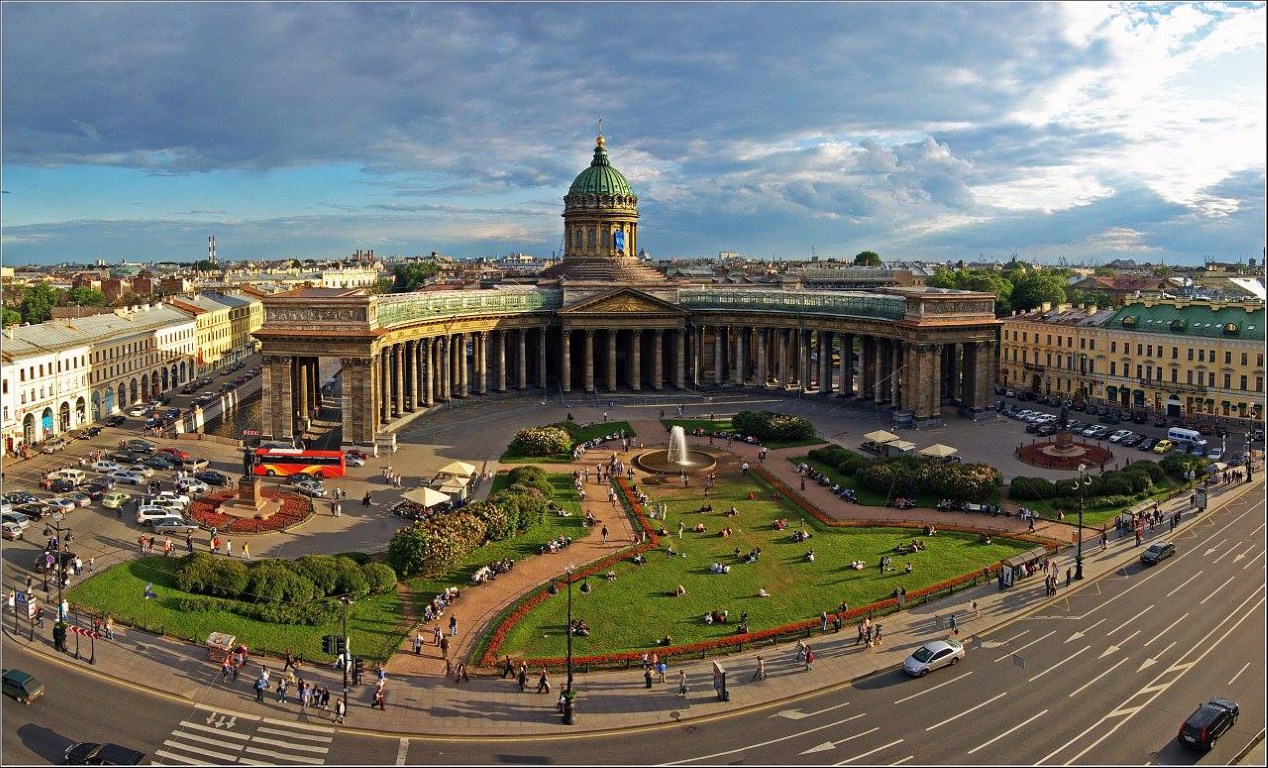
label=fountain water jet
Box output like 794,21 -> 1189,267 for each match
634,424 -> 717,475
668,425 -> 690,466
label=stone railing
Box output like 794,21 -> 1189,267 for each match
374,288 -> 563,329
677,289 -> 907,321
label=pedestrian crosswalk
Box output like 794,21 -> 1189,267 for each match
152,704 -> 334,766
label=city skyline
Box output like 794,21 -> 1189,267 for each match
2,2 -> 1264,267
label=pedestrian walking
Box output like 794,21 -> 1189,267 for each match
414,633 -> 425,655
518,663 -> 528,692
949,613 -> 958,636
1065,567 -> 1072,588
254,676 -> 266,703
657,660 -> 667,683
873,624 -> 883,646
536,667 -> 551,693
501,654 -> 515,678
433,625 -> 442,646
805,645 -> 815,671
449,614 -> 458,637
856,620 -> 866,646
644,666 -> 654,688
334,699 -> 346,724
601,525 -> 608,544
242,542 -> 250,560
374,688 -> 386,710
677,669 -> 689,696
439,635 -> 450,659
276,678 -> 288,704
225,540 -> 233,558
221,658 -> 233,681
752,655 -> 766,681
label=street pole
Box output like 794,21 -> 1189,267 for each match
340,596 -> 350,719
564,564 -> 575,725
1074,464 -> 1089,580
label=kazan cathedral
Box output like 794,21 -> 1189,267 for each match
256,133 -> 999,448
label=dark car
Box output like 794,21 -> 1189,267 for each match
1178,698 -> 1239,751
44,478 -> 77,493
144,418 -> 163,430
1154,415 -> 1168,427
196,470 -> 231,487
82,425 -> 103,438
12,503 -> 50,522
1036,423 -> 1059,438
105,415 -> 127,427
143,455 -> 175,471
1120,434 -> 1142,448
181,384 -> 197,395
1132,411 -> 1148,424
85,478 -> 116,498
124,439 -> 155,454
107,450 -> 141,464
64,742 -> 146,765
1137,437 -> 1157,452
1140,541 -> 1176,565
2,668 -> 46,705
3,491 -> 38,505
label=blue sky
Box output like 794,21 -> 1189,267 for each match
2,2 -> 1264,266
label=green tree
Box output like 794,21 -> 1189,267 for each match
66,286 -> 108,307
1152,265 -> 1174,277
852,251 -> 882,267
19,283 -> 59,324
1009,271 -> 1067,311
393,262 -> 441,292
1093,266 -> 1117,277
190,259 -> 217,272
2,308 -> 20,326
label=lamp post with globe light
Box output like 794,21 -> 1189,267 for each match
1073,464 -> 1092,580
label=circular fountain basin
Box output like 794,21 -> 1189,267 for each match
635,449 -> 717,475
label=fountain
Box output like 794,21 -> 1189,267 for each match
635,425 -> 717,475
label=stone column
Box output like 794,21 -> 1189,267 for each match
377,352 -> 390,422
674,328 -> 686,389
261,355 -> 294,441
499,329 -> 509,395
944,343 -> 958,401
799,330 -> 811,389
967,340 -> 995,411
424,338 -> 435,407
735,327 -> 747,385
710,326 -> 723,385
406,342 -> 418,411
652,329 -> 664,390
929,343 -> 944,418
818,331 -> 831,393
517,329 -> 528,391
774,328 -> 786,386
561,329 -> 572,393
606,328 -> 618,391
439,336 -> 451,402
470,332 -> 483,395
630,329 -> 642,391
860,336 -> 875,399
690,326 -> 701,386
890,340 -> 902,404
583,330 -> 595,393
838,333 -> 852,396
753,329 -> 765,387
340,358 -> 375,446
295,357 -> 310,429
538,327 -> 548,389
392,344 -> 405,415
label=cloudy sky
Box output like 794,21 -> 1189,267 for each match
2,2 -> 1264,266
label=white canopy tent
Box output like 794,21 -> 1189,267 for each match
864,430 -> 900,444
919,443 -> 959,459
436,460 -> 477,478
402,486 -> 451,508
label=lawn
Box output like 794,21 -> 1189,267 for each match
662,418 -> 827,450
1017,476 -> 1192,529
67,555 -> 405,663
792,454 -> 1004,508
500,420 -> 637,463
496,468 -> 1030,658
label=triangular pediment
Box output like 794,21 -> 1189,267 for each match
560,288 -> 686,316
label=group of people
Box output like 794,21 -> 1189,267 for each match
540,535 -> 573,554
420,587 -> 459,625
888,497 -> 915,510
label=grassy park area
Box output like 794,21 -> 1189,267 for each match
661,417 -> 827,450
501,420 -> 636,463
496,466 -> 1030,658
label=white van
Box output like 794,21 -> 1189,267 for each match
1167,427 -> 1207,447
48,469 -> 87,486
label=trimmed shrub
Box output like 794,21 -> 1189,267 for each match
733,410 -> 815,443
1009,476 -> 1056,501
467,499 -> 515,541
808,445 -> 849,466
506,465 -> 553,497
247,561 -> 317,605
387,523 -> 431,579
492,486 -> 550,531
205,558 -> 250,598
836,451 -> 870,476
290,554 -> 341,596
509,426 -> 572,456
1125,460 -> 1165,484
174,552 -> 218,593
361,562 -> 398,594
332,555 -> 371,597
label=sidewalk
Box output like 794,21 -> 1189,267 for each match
6,463 -> 1259,738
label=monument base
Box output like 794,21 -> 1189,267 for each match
218,477 -> 283,520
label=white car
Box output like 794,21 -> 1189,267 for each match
345,455 -> 366,467
91,460 -> 121,473
126,464 -> 156,478
177,479 -> 209,495
44,498 -> 77,514
1108,429 -> 1134,443
903,639 -> 966,677
155,490 -> 191,507
136,506 -> 175,525
1,521 -> 23,540
109,469 -> 145,485
1206,448 -> 1224,461
127,405 -> 149,417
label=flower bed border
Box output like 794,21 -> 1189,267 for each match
188,487 -> 316,535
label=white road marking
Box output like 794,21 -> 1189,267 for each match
256,726 -> 333,742
967,708 -> 1049,754
994,630 -> 1055,662
194,702 -> 261,720
251,736 -> 329,753
261,717 -> 333,733
161,740 -> 241,763
177,721 -> 251,740
1106,604 -> 1154,636
798,727 -> 879,755
1199,575 -> 1235,604
889,756 -> 914,765
893,671 -> 971,704
1030,645 -> 1091,682
1229,662 -> 1251,686
771,701 -> 853,719
1165,571 -> 1204,597
1145,612 -> 1188,646
152,749 -> 215,766
1069,656 -> 1131,698
169,730 -> 247,751
1064,618 -> 1106,644
832,739 -> 904,765
396,738 -> 410,766
1244,549 -> 1265,569
658,713 -> 868,765
243,745 -> 314,763
925,692 -> 1007,731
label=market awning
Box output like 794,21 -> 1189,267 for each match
864,430 -> 900,444
402,487 -> 451,508
918,443 -> 959,458
436,460 -> 477,477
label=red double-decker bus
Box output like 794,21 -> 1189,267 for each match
253,448 -> 346,479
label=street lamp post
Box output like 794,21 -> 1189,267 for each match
563,564 -> 576,725
340,596 -> 352,720
1073,464 -> 1091,580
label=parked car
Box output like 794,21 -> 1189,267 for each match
143,455 -> 175,471
2,491 -> 38,505
1141,541 -> 1176,565
43,477 -> 78,493
1120,434 -> 1142,448
107,451 -> 140,464
1152,439 -> 1175,455
11,503 -> 50,522
1108,429 -> 1134,443
101,491 -> 131,510
136,506 -> 176,525
127,405 -> 149,417
59,492 -> 93,508
1036,424 -> 1059,437
1132,411 -> 1148,424
65,742 -> 146,766
1154,415 -> 1169,427
147,517 -> 199,535
108,470 -> 145,486
105,415 -> 127,427
125,464 -> 156,479
2,669 -> 46,705
91,460 -> 121,474
124,439 -> 156,454
82,425 -> 104,438
2,512 -> 32,530
1,521 -> 23,540
176,478 -> 209,495
903,639 -> 965,676
158,447 -> 190,462
1137,437 -> 1158,452
44,497 -> 77,514
195,470 -> 231,487
1178,698 -> 1239,751
345,454 -> 367,467
181,457 -> 210,472
290,478 -> 327,498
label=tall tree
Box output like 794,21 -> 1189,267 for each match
393,262 -> 441,292
19,283 -> 59,324
852,251 -> 882,267
66,286 -> 108,307
2,307 -> 21,327
1009,271 -> 1067,311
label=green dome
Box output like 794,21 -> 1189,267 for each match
568,136 -> 633,197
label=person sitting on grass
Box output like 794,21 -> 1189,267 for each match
757,587 -> 770,597
674,584 -> 686,597
804,549 -> 816,562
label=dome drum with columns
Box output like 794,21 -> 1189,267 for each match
542,133 -> 664,283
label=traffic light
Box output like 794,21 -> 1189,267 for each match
352,656 -> 365,684
336,637 -> 347,656
321,635 -> 334,655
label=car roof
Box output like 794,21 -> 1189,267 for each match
920,639 -> 962,653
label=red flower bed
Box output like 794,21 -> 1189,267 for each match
1016,441 -> 1113,470
187,487 -> 314,534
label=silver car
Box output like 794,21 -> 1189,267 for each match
903,639 -> 965,677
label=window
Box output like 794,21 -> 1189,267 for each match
1111,341 -> 1117,353
1187,370 -> 1193,385
1258,376 -> 1264,393
1171,369 -> 1178,383
1188,348 -> 1194,361
1224,373 -> 1232,389
1242,353 -> 1248,366
1147,345 -> 1152,357
1080,338 -> 1086,350
1137,344 -> 1143,356
1110,362 -> 1117,376
1241,375 -> 1248,391
1225,351 -> 1232,365
1258,354 -> 1264,368
1136,365 -> 1143,378
1198,350 -> 1205,362
1173,347 -> 1178,360
1089,339 -> 1095,351
1208,372 -> 1215,387
1047,335 -> 1052,346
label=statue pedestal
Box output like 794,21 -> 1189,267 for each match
1054,431 -> 1074,450
219,477 -> 282,520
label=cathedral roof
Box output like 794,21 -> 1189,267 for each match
567,134 -> 633,198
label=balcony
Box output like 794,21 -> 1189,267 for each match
1140,377 -> 1206,394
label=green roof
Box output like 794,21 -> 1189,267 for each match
568,136 -> 633,197
1106,302 -> 1264,341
